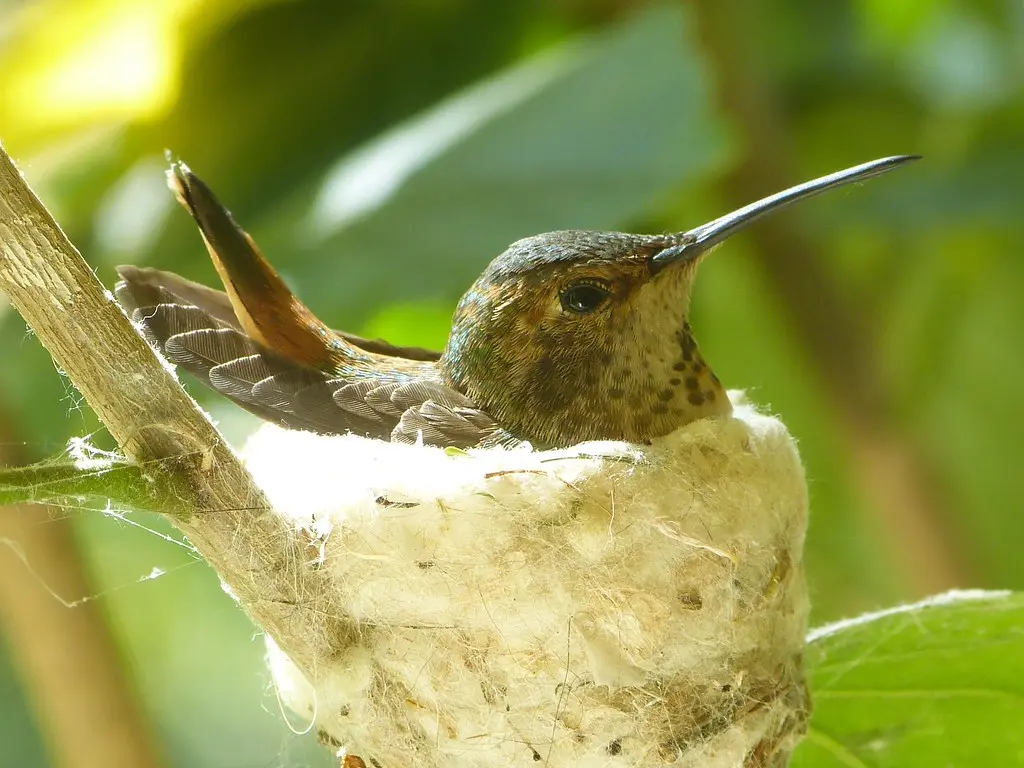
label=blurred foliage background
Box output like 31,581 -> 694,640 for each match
0,0 -> 1021,765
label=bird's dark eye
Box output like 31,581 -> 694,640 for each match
560,282 -> 611,314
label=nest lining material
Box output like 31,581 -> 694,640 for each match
243,395 -> 810,767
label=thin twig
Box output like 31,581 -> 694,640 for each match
0,405 -> 164,768
0,458 -> 160,510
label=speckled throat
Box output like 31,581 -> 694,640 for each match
441,321 -> 729,449
441,282 -> 732,449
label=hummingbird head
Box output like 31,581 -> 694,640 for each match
441,230 -> 726,448
441,155 -> 918,448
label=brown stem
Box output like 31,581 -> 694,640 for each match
690,0 -> 970,593
0,503 -> 163,768
0,145 -> 349,678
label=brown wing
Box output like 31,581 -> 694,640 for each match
336,378 -> 509,446
116,266 -> 443,361
115,267 -> 502,447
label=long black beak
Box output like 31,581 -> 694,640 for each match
652,155 -> 920,266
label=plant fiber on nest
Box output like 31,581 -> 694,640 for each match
243,395 -> 810,767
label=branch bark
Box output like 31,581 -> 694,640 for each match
0,144 -> 347,677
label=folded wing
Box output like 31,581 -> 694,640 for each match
115,266 -> 502,447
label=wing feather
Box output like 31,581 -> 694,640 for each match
114,266 -> 500,447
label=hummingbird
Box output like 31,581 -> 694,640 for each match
115,155 -> 917,450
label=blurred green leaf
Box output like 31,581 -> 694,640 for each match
255,4 -> 730,327
856,0 -> 949,44
795,590 -> 1024,767
693,246 -> 907,618
358,301 -> 453,351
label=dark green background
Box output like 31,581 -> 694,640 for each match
1,0 -> 1021,765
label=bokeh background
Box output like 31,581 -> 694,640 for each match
0,0 -> 1022,765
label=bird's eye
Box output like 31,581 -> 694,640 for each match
560,282 -> 612,314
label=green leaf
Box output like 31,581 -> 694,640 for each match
795,590 -> 1024,767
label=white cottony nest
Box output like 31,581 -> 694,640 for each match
243,395 -> 810,767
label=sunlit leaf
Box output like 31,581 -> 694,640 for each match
794,590 -> 1024,767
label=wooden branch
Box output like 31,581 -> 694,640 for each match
0,144 -> 348,674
